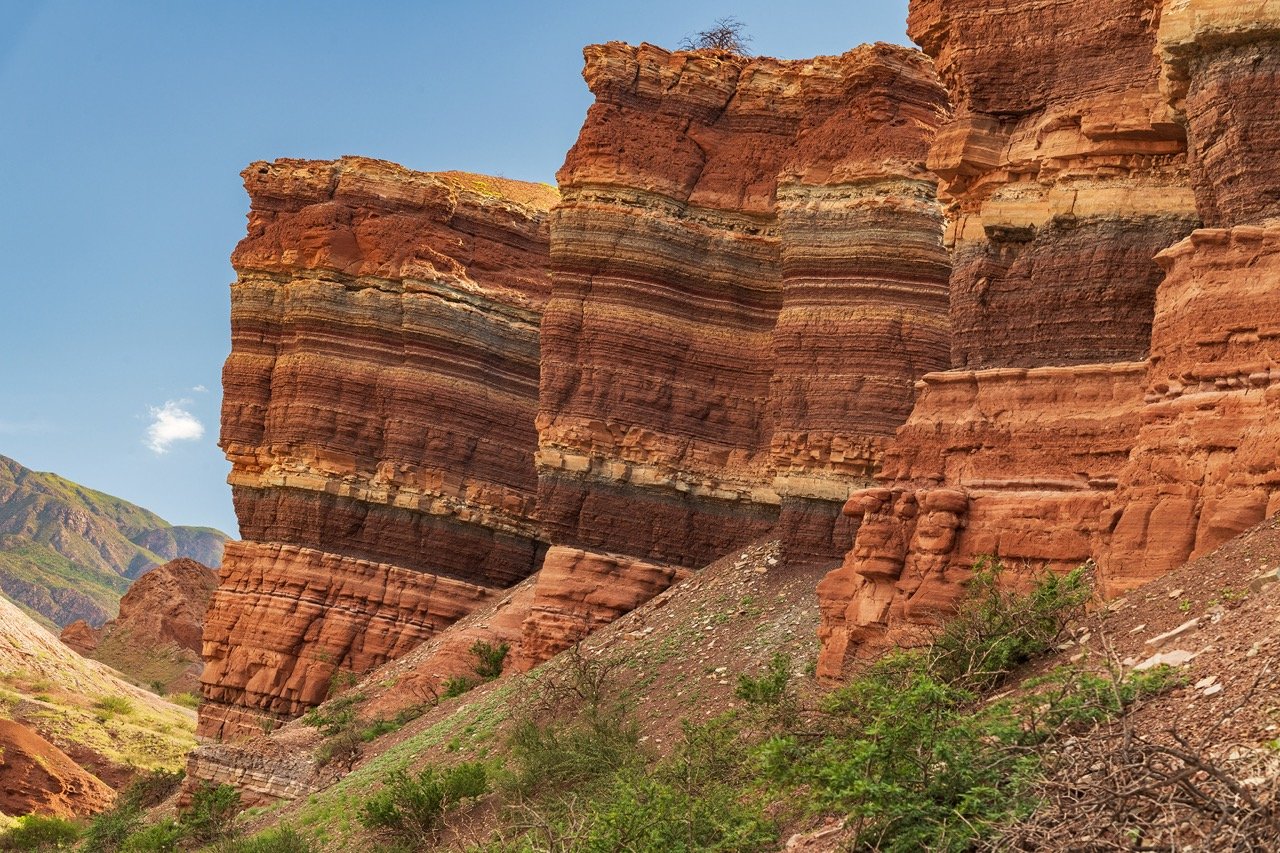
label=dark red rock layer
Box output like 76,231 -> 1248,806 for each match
232,488 -> 543,588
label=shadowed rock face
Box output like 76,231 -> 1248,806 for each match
205,158 -> 557,739
524,41 -> 952,666
909,0 -> 1198,369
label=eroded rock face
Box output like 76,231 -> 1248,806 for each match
1102,227 -> 1280,592
818,0 -> 1280,678
527,43 -> 951,663
817,363 -> 1146,674
1096,4 -> 1280,593
62,558 -> 217,693
817,0 -> 1209,678
909,0 -> 1197,369
205,159 -> 556,739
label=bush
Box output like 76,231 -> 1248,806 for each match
469,640 -> 510,681
736,653 -> 791,706
929,560 -> 1091,691
0,814 -> 80,850
181,783 -> 241,843
124,769 -> 185,809
440,676 -> 476,699
207,826 -> 315,852
79,801 -> 144,852
93,695 -> 134,716
299,692 -> 363,737
119,819 -> 184,852
359,762 -> 488,846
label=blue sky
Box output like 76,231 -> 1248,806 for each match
0,0 -> 912,536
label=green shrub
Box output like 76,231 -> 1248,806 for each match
119,819 -> 183,852
0,814 -> 80,850
299,693 -> 362,736
79,800 -> 144,852
123,768 -> 185,809
207,826 -> 315,852
359,762 -> 488,845
440,676 -> 476,699
169,692 -> 201,710
181,783 -> 241,843
735,653 -> 791,706
469,640 -> 510,680
929,559 -> 1091,691
93,695 -> 134,716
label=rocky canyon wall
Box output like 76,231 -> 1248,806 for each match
1100,1 -> 1280,591
205,158 -> 557,739
820,0 -> 1280,678
524,41 -> 952,665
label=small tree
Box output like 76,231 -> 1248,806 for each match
679,16 -> 752,54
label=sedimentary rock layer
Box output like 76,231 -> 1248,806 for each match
816,363 -> 1145,677
909,0 -> 1198,369
1102,226 -> 1280,592
525,43 -> 951,664
815,0 -> 1215,677
1159,1 -> 1280,226
207,158 -> 555,739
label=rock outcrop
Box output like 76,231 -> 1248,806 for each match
62,558 -> 217,693
818,0 -> 1206,676
205,158 -> 557,739
0,719 -> 115,818
527,42 -> 951,665
1100,2 -> 1280,592
909,0 -> 1198,369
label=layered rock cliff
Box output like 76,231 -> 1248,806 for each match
1101,1 -> 1280,591
819,0 -> 1280,677
205,159 -> 557,739
525,42 -> 951,665
206,44 -> 955,729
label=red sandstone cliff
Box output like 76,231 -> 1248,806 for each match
525,41 -> 952,665
202,44 -> 953,734
205,159 -> 557,739
818,0 -> 1280,678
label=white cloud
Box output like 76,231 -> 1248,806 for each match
145,400 -> 204,454
192,384 -> 208,393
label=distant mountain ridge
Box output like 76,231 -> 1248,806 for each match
0,453 -> 228,628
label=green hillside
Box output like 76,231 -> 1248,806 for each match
0,454 -> 229,628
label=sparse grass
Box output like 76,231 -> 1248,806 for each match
93,695 -> 134,716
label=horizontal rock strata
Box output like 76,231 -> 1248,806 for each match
910,0 -> 1198,369
1100,4 -> 1280,591
205,158 -> 556,740
527,42 -> 951,664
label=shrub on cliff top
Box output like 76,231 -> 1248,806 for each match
678,16 -> 752,54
